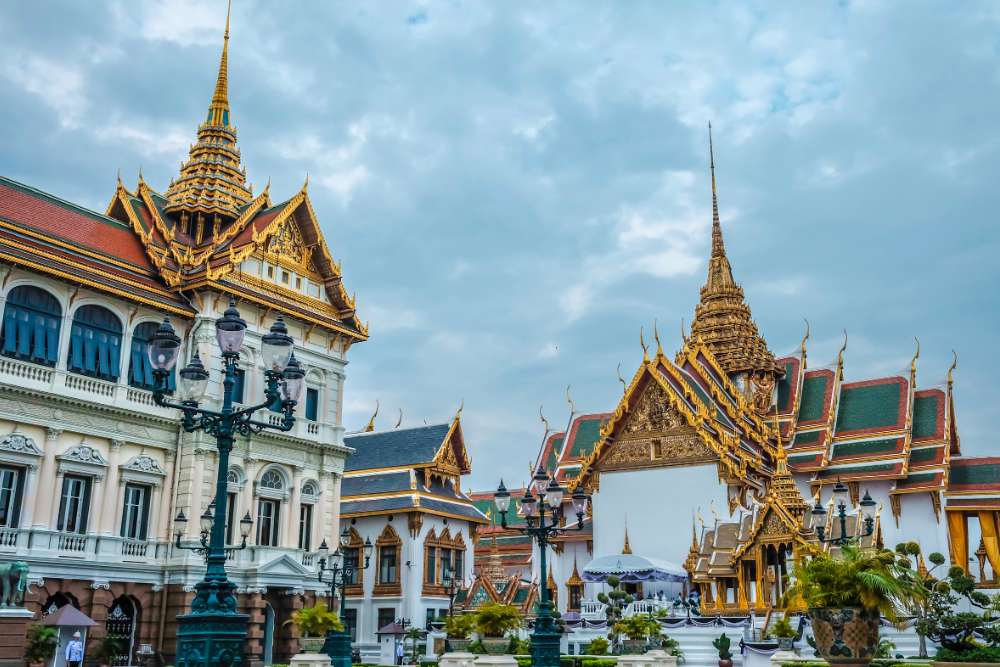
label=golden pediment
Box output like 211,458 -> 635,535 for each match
621,379 -> 685,437
264,218 -> 318,276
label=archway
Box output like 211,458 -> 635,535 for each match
106,595 -> 138,666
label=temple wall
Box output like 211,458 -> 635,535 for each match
591,464 -> 728,565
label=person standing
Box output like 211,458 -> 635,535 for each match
395,639 -> 404,665
65,631 -> 84,667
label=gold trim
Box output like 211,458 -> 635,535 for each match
0,217 -> 157,275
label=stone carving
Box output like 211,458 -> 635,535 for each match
759,510 -> 788,538
0,561 -> 28,607
0,433 -> 42,456
121,455 -> 166,476
622,382 -> 684,435
266,219 -> 307,265
59,445 -> 108,466
751,372 -> 774,414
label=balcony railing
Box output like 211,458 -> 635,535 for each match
0,526 -> 19,548
580,600 -> 607,620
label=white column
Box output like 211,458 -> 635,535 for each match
34,428 -> 61,529
158,451 -> 176,541
148,484 -> 163,543
100,439 -> 123,535
286,466 -> 302,548
50,470 -> 66,528
243,458 -> 261,526
89,474 -> 106,535
19,464 -> 38,528
187,449 -> 205,539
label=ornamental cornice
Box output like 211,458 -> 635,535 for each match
0,433 -> 42,457
121,454 -> 167,476
58,444 -> 109,467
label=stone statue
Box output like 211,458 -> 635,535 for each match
0,561 -> 28,607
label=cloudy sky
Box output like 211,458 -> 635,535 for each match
2,1 -> 998,490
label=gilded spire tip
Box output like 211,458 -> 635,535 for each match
616,362 -> 626,394
364,400 -> 379,432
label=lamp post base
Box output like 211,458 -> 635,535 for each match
323,628 -> 353,667
176,610 -> 250,667
530,622 -> 561,667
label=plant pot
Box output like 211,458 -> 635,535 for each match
298,637 -> 326,653
809,607 -> 880,667
777,637 -> 796,652
718,660 -> 733,667
622,639 -> 646,654
481,638 -> 508,655
448,639 -> 471,652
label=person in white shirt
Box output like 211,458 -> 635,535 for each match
65,631 -> 84,667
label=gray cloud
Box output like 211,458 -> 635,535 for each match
2,1 -> 998,488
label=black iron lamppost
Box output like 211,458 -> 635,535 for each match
317,527 -> 374,667
442,565 -> 460,618
173,503 -> 253,555
494,469 -> 589,667
811,479 -> 877,546
149,301 -> 305,667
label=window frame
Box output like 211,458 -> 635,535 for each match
57,474 -> 92,534
256,497 -> 280,547
0,465 -> 25,529
119,482 -> 151,540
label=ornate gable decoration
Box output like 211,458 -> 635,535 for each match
58,445 -> 108,466
621,380 -> 685,436
264,217 -> 315,273
121,455 -> 166,476
0,433 -> 42,457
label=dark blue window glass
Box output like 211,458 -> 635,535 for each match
305,387 -> 319,421
128,322 -> 175,392
68,305 -> 122,381
231,369 -> 245,404
1,286 -> 61,366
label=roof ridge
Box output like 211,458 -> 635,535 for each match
346,422 -> 449,437
0,175 -> 130,229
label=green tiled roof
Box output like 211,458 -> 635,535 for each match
950,464 -> 1000,486
898,472 -> 937,487
777,361 -> 796,413
799,375 -> 829,422
912,394 -> 941,440
789,453 -> 821,465
793,430 -> 823,447
836,381 -> 903,433
512,588 -> 529,603
832,437 -> 901,459
454,590 -> 468,603
909,447 -> 940,464
544,436 -> 563,473
569,418 -> 605,459
819,462 -> 896,477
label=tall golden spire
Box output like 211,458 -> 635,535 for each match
689,123 -> 776,378
164,0 -> 252,232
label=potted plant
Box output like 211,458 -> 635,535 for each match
785,545 -> 922,667
587,637 -> 610,656
771,617 -> 797,651
444,613 -> 476,652
94,636 -> 125,667
286,602 -> 344,654
613,614 -> 658,655
473,603 -> 522,655
713,633 -> 734,667
24,625 -> 58,667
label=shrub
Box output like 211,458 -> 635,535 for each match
581,660 -> 618,667
444,613 -> 475,640
612,614 -> 659,641
935,646 -> 1000,663
286,602 -> 343,637
94,636 -> 125,664
515,657 -> 532,667
587,637 -> 610,656
712,634 -> 732,660
474,602 -> 522,638
770,617 -> 796,639
468,640 -> 486,654
25,625 -> 58,665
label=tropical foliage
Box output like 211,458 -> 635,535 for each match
444,613 -> 475,640
473,602 -> 522,638
286,602 -> 344,637
612,614 -> 660,641
784,545 -> 924,622
586,637 -> 610,656
712,633 -> 733,660
24,625 -> 58,665
770,617 -> 796,639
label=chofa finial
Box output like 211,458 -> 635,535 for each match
394,408 -> 403,429
653,318 -> 663,356
565,385 -> 576,415
616,362 -> 626,394
639,326 -> 649,360
910,337 -> 921,375
948,350 -> 958,386
364,400 -> 379,432
837,329 -> 848,368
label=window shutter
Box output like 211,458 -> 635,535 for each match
15,311 -> 31,358
140,486 -> 150,541
1,308 -> 16,355
79,478 -> 92,534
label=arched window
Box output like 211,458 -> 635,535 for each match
260,470 -> 284,490
129,321 -> 175,391
301,481 -> 318,496
68,305 -> 122,381
227,469 -> 241,485
1,286 -> 61,366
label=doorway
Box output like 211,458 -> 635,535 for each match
263,603 -> 275,666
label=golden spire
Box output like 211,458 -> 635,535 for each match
164,0 -> 251,227
689,123 -> 776,378
622,524 -> 632,554
364,400 -> 379,432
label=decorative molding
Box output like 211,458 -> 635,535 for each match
152,584 -> 163,592
90,581 -> 111,590
0,433 -> 43,457
284,587 -> 306,596
58,444 -> 109,466
121,455 -> 166,476
45,427 -> 62,441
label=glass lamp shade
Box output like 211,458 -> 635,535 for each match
860,489 -> 876,508
520,489 -> 537,517
317,539 -> 330,558
811,498 -> 827,516
148,317 -> 182,372
833,479 -> 849,499
571,488 -> 588,515
545,478 -> 564,508
240,511 -> 253,538
199,507 -> 213,533
494,480 -> 511,513
178,353 -> 210,401
261,315 -> 294,372
532,467 -> 550,496
215,298 -> 248,354
331,549 -> 344,567
340,526 -> 352,549
281,353 -> 306,403
363,536 -> 374,559
174,510 -> 188,535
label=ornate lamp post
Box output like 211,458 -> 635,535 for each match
494,469 -> 589,667
316,527 -> 373,667
442,565 -> 460,618
149,301 -> 305,667
811,479 -> 877,546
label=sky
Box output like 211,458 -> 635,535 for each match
1,1 -> 998,491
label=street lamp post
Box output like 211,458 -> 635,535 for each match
811,479 -> 877,546
317,527 -> 374,667
442,566 -> 459,618
150,301 -> 305,667
494,469 -> 589,667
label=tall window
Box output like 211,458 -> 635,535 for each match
0,465 -> 24,528
453,548 -> 464,582
568,585 -> 583,612
378,545 -> 398,584
231,369 -> 246,404
425,546 -> 436,584
129,321 -> 176,391
120,484 -> 150,540
57,475 -> 91,533
1,286 -> 61,366
224,492 -> 238,544
298,504 -> 313,551
439,548 -> 452,583
256,498 -> 280,546
305,387 -> 319,421
344,608 -> 358,641
68,305 -> 122,381
343,546 -> 360,585
377,608 -> 395,632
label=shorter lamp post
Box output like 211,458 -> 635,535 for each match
317,527 -> 373,667
812,479 -> 877,546
173,505 -> 253,555
442,565 -> 459,618
494,469 -> 589,667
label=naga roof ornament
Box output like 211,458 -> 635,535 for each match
163,0 -> 253,223
688,123 -> 777,379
